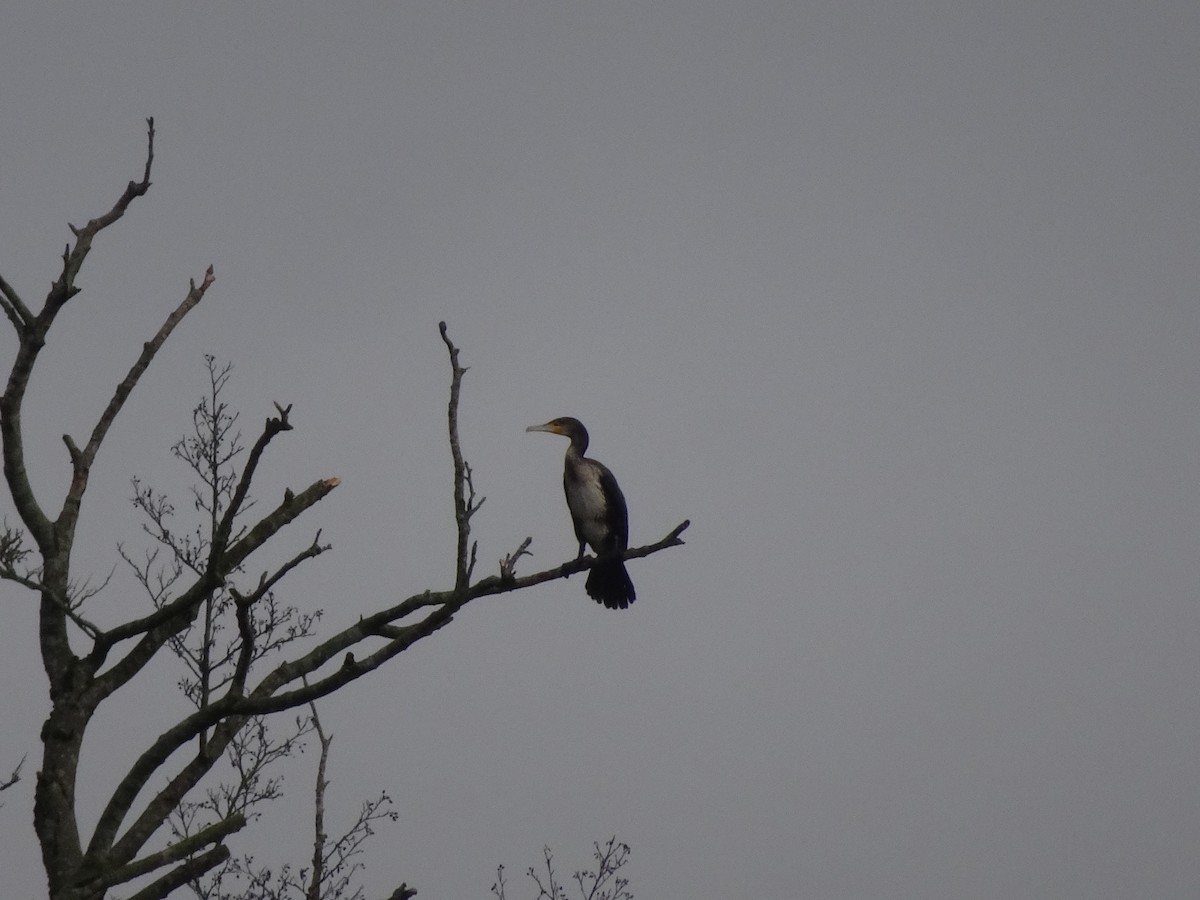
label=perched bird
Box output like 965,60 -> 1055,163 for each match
526,416 -> 636,609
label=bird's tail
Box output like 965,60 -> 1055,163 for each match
586,560 -> 636,610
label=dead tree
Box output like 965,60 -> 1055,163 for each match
0,119 -> 688,900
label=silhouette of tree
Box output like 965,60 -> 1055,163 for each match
0,119 -> 687,900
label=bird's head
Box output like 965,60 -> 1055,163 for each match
526,417 -> 579,436
526,416 -> 589,449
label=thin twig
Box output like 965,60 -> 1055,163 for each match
0,754 -> 26,793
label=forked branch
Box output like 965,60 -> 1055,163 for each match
1,119 -> 161,559
60,266 -> 215,544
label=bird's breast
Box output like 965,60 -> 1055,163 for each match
565,470 -> 611,545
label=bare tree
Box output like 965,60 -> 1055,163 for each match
0,119 -> 688,900
492,837 -> 633,900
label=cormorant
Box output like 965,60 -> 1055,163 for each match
526,416 -> 636,609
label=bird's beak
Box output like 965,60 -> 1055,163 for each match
526,423 -> 554,434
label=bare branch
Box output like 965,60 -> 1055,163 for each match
575,837 -> 632,900
58,265 -> 216,541
83,511 -> 685,876
500,537 -> 533,582
44,117 -> 156,324
230,533 -> 330,695
250,518 -> 687,706
439,321 -> 472,592
0,343 -> 54,552
68,565 -> 115,608
0,753 -> 26,793
215,519 -> 691,719
2,119 -> 160,562
492,864 -> 508,900
0,521 -> 42,591
0,523 -> 111,641
0,271 -> 32,332
95,476 -> 338,658
42,584 -> 104,641
164,714 -> 312,871
500,838 -> 632,900
222,477 -> 340,574
122,843 -> 231,900
104,812 -> 247,891
529,845 -> 559,900
307,701 -> 332,900
213,403 -> 293,559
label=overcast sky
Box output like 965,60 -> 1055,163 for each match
2,2 -> 1199,898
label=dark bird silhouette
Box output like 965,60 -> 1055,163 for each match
526,416 -> 635,609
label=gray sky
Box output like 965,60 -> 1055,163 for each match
2,2 -> 1199,898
